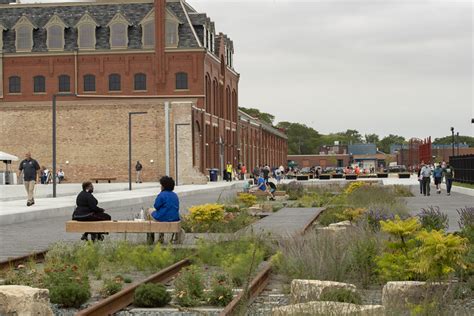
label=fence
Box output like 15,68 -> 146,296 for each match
450,154 -> 474,184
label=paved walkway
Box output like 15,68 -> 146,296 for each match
0,181 -> 243,226
242,207 -> 325,238
404,185 -> 473,232
0,185 -> 240,261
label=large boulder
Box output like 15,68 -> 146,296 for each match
272,301 -> 385,316
0,285 -> 53,316
382,281 -> 451,310
329,220 -> 353,228
291,279 -> 357,304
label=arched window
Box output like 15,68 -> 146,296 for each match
134,73 -> 147,91
226,86 -> 231,121
109,74 -> 121,91
33,75 -> 45,93
107,12 -> 131,49
44,14 -> 67,51
8,76 -> 21,93
140,10 -> 155,49
205,74 -> 211,113
76,13 -> 98,50
83,74 -> 96,92
175,72 -> 188,90
58,75 -> 70,92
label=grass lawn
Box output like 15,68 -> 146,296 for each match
453,182 -> 474,189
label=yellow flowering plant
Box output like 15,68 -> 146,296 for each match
344,181 -> 366,195
186,203 -> 225,232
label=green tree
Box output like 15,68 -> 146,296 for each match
239,107 -> 275,125
433,135 -> 474,147
378,134 -> 406,154
277,122 -> 321,154
364,133 -> 380,144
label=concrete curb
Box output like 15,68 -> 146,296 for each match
0,182 -> 241,226
443,184 -> 474,197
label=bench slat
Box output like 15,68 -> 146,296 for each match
66,220 -> 181,233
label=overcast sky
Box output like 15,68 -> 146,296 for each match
192,0 -> 473,139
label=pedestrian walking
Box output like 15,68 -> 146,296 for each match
135,161 -> 143,183
420,164 -> 432,196
443,164 -> 455,196
241,164 -> 247,180
18,152 -> 40,206
226,162 -> 233,182
433,164 -> 443,194
417,167 -> 423,194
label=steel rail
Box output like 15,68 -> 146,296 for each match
76,258 -> 192,316
219,262 -> 272,316
0,250 -> 48,271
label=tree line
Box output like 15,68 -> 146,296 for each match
239,107 -> 474,155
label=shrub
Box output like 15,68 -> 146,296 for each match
237,193 -> 257,207
123,276 -> 133,283
418,206 -> 449,231
76,241 -> 100,272
338,208 -> 366,223
318,206 -> 345,226
286,181 -> 304,200
44,265 -> 90,308
187,204 -> 225,231
344,181 -> 365,195
319,288 -> 362,305
224,204 -> 240,213
349,235 -> 380,288
174,265 -> 205,307
223,244 -> 264,286
101,279 -> 123,297
457,206 -> 474,231
134,283 -> 171,308
392,185 -> 414,197
207,273 -> 234,307
364,209 -> 396,232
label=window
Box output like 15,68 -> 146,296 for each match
8,76 -> 21,93
58,75 -> 70,92
33,76 -> 45,93
108,13 -> 130,49
109,74 -> 121,91
13,16 -> 36,52
175,72 -> 188,90
83,74 -> 96,92
134,73 -> 146,91
76,13 -> 98,50
0,24 -> 6,52
45,14 -> 67,51
140,10 -> 155,49
165,20 -> 178,47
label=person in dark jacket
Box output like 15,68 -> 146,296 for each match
149,176 -> 180,243
72,181 -> 111,241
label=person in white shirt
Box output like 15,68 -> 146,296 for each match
57,169 -> 65,183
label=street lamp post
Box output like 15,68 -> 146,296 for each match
52,93 -> 75,198
456,132 -> 460,156
450,127 -> 455,157
129,112 -> 148,191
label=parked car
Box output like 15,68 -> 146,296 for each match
388,165 -> 407,173
300,167 -> 312,174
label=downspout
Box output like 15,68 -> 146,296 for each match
0,51 -> 3,99
165,101 -> 170,176
74,49 -> 78,95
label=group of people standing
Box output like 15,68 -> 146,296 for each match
417,162 -> 455,196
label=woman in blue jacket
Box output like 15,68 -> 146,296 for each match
149,176 -> 181,243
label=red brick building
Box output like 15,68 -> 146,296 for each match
0,0 -> 287,183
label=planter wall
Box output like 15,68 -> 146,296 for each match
398,173 -> 411,179
345,175 -> 358,180
377,173 -> 389,178
319,174 -> 331,180
332,174 -> 343,179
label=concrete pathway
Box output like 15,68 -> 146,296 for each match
242,207 -> 325,238
404,185 -> 473,232
0,181 -> 243,226
0,185 -> 240,261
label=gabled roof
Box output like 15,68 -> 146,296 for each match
12,14 -> 38,30
43,13 -> 68,29
106,11 -> 132,27
75,12 -> 99,27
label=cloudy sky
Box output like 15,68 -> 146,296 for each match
192,0 -> 473,139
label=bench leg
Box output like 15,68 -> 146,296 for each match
146,233 -> 155,245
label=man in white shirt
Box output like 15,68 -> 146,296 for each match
420,164 -> 432,196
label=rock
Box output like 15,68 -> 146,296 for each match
248,205 -> 263,212
291,279 -> 357,304
274,195 -> 288,201
0,285 -> 53,316
382,281 -> 452,310
329,220 -> 352,227
272,301 -> 385,316
316,226 -> 348,238
261,204 -> 274,212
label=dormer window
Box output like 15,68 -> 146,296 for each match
13,15 -> 37,53
0,24 -> 6,52
76,12 -> 99,50
107,12 -> 131,49
44,14 -> 67,51
140,9 -> 155,49
165,10 -> 180,48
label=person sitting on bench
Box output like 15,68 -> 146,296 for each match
72,181 -> 111,241
148,176 -> 180,243
250,175 -> 275,200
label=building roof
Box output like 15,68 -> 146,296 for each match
238,110 -> 287,139
0,0 -> 233,54
348,143 -> 377,155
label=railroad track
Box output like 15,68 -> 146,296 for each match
0,250 -> 48,271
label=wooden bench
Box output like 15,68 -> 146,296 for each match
90,177 -> 117,183
319,174 -> 331,180
296,175 -> 309,181
66,220 -> 182,244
